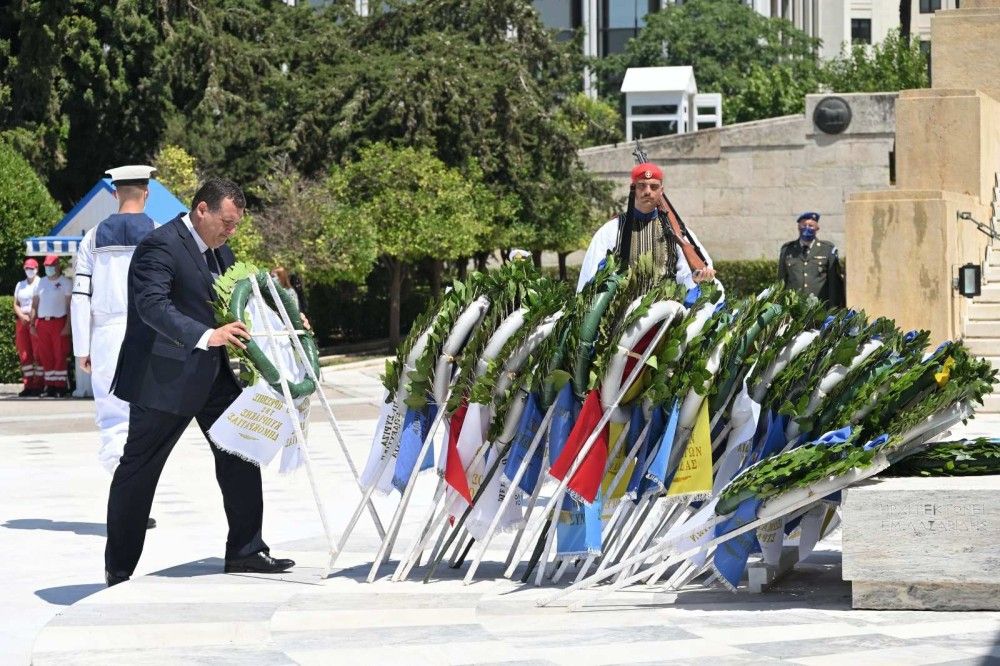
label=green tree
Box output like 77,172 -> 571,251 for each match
252,160 -> 376,286
554,93 -> 624,148
2,0 -> 172,205
323,0 -> 608,259
327,143 -> 492,344
823,29 -> 929,93
157,2 -> 353,199
0,141 -> 62,291
596,0 -> 823,123
154,144 -> 199,205
729,62 -> 822,122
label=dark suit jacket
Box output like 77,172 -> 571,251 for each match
112,214 -> 239,416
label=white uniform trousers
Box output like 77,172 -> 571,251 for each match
92,321 -> 130,474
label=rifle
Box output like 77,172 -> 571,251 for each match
633,139 -> 708,268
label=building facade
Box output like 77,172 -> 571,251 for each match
529,1 -> 957,77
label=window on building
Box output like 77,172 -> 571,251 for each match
919,0 -> 942,13
533,0 -> 582,41
600,0 -> 662,56
631,120 -> 678,139
851,18 -> 872,44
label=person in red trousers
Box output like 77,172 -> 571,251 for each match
31,255 -> 73,397
13,258 -> 43,397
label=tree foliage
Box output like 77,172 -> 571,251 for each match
823,29 -> 929,93
0,141 -> 61,291
2,0 -> 172,205
154,144 -> 199,205
252,160 -> 377,285
327,142 -> 493,342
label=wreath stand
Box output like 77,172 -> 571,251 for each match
246,275 -> 386,577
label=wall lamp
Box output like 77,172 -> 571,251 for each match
957,263 -> 982,299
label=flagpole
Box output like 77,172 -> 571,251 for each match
542,432 -> 917,608
391,479 -> 448,581
422,433 -> 519,581
264,277 -> 386,540
397,489 -> 455,580
367,404 -> 449,582
502,318 -> 674,579
462,401 -> 556,584
249,278 -> 338,574
577,503 -> 816,611
501,449 -> 548,572
573,417 -> 653,581
548,414 -> 635,585
533,513 -> 561,586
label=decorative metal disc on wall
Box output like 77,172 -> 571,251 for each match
813,96 -> 852,134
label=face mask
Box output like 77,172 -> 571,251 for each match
44,266 -> 58,277
799,227 -> 817,242
24,269 -> 36,279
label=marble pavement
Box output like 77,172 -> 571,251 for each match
3,363 -> 999,665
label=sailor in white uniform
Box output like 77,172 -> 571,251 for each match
72,165 -> 158,479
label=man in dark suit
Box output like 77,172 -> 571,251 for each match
105,178 -> 294,586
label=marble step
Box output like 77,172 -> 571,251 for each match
979,392 -> 1000,413
968,303 -> 1000,319
964,321 -> 1000,337
962,337 -> 1000,356
973,286 -> 1000,303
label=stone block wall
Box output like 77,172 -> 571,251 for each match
577,93 -> 897,262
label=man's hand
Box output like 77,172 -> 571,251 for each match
209,321 -> 250,350
78,356 -> 92,374
692,267 -> 717,284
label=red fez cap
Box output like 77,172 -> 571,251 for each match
24,258 -> 38,269
631,162 -> 663,183
43,254 -> 59,266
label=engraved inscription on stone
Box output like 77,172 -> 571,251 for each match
876,502 -> 989,536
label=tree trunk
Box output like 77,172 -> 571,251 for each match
475,251 -> 489,272
457,256 -> 468,280
558,251 -> 569,281
430,259 -> 443,299
899,0 -> 911,41
388,258 -> 403,346
532,249 -> 542,269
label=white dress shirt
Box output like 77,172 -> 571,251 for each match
183,214 -> 217,351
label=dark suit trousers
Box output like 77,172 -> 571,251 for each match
105,367 -> 268,576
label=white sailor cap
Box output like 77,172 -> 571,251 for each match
105,164 -> 157,184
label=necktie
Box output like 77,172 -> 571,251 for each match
204,248 -> 221,276
660,197 -> 706,272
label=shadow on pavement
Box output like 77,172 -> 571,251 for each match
3,519 -> 105,536
34,583 -> 105,606
151,557 -> 226,578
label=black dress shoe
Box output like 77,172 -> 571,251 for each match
147,516 -> 156,529
105,570 -> 130,587
224,551 -> 295,574
17,388 -> 41,397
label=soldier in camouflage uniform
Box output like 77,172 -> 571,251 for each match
778,212 -> 845,307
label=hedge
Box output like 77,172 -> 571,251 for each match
0,142 -> 61,293
0,296 -> 19,383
